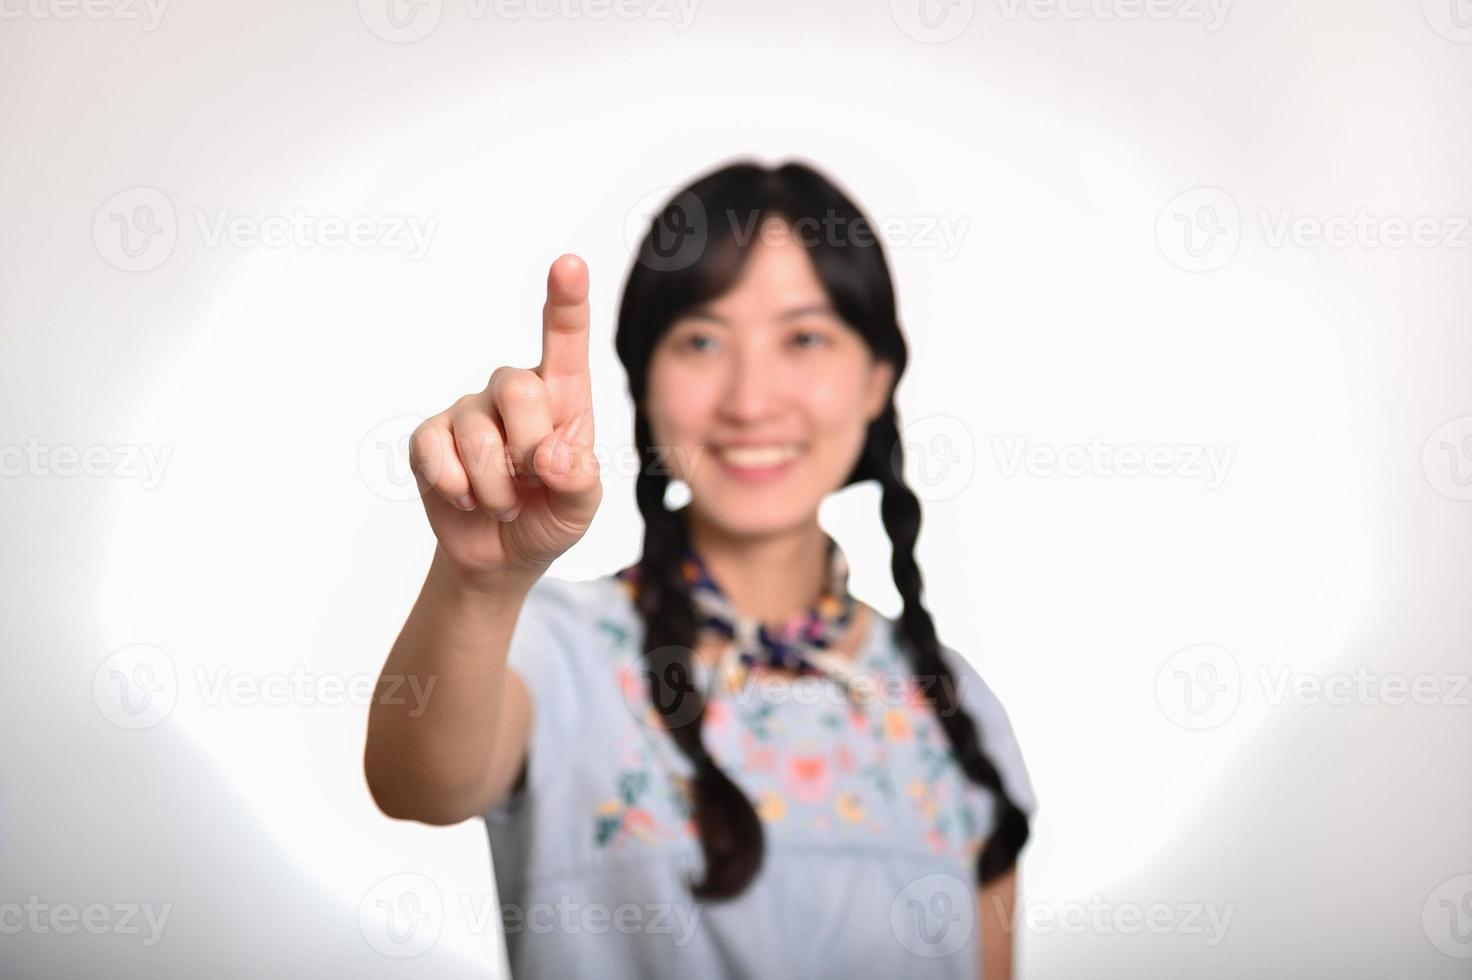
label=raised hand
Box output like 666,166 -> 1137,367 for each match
409,254 -> 603,585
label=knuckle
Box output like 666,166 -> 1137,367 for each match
453,421 -> 501,471
578,452 -> 601,482
407,423 -> 443,474
497,371 -> 546,411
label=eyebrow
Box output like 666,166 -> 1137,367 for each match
681,303 -> 840,324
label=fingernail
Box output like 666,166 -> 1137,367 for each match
456,494 -> 476,511
553,442 -> 570,475
495,505 -> 520,523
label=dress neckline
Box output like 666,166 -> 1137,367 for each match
599,570 -> 892,662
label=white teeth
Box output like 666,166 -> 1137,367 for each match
716,445 -> 801,468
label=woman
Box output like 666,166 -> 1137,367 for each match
365,160 -> 1038,979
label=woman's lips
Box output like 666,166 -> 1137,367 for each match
710,444 -> 803,484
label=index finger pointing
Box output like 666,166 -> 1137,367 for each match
538,253 -> 590,382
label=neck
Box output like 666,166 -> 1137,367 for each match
683,508 -> 830,628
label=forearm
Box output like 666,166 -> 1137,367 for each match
978,865 -> 1019,980
364,545 -> 538,821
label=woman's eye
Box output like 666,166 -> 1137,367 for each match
791,329 -> 829,349
683,333 -> 717,352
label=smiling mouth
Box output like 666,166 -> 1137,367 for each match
707,444 -> 806,483
712,444 -> 803,468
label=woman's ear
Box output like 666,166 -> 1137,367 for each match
864,358 -> 896,423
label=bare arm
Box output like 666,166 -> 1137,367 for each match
978,864 -> 1019,980
363,549 -> 538,824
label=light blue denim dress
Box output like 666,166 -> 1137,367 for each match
484,573 -> 1038,980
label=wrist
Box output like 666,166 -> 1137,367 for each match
429,545 -> 546,603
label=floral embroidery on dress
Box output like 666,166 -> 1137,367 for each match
782,751 -> 832,805
594,770 -> 658,847
756,789 -> 786,823
588,586 -> 990,865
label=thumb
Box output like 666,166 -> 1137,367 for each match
531,431 -> 601,525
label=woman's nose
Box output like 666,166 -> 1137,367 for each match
719,345 -> 780,422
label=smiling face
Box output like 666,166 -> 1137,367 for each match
643,216 -> 895,538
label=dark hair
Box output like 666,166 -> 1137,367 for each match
613,159 -> 1030,899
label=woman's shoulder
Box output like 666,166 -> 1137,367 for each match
862,611 -> 1013,713
510,570 -> 641,675
872,617 -> 1039,816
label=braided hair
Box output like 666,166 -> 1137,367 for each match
613,160 -> 1029,899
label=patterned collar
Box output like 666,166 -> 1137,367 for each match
614,533 -> 861,691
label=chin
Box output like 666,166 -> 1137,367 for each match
685,485 -> 822,538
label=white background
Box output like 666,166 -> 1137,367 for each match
2,0 -> 1470,977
